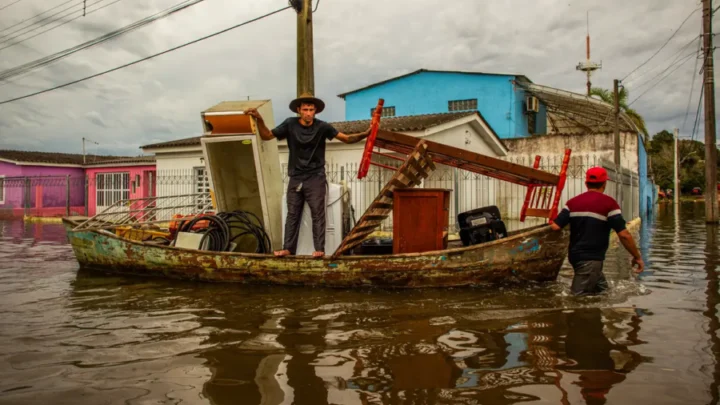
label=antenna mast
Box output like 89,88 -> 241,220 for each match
576,11 -> 602,95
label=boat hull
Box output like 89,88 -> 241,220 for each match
62,218 -> 569,288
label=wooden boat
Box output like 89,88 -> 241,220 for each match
63,101 -> 572,288
62,217 -> 568,288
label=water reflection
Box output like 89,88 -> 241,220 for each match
4,204 -> 720,404
50,272 -> 648,405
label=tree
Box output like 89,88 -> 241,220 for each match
647,129 -> 720,194
590,87 -> 649,139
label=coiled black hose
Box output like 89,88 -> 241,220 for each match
176,210 -> 271,253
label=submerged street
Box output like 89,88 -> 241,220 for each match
0,202 -> 718,404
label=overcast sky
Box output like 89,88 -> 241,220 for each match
0,0 -> 711,156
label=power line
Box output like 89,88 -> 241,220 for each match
0,0 -> 125,52
0,5 -> 292,106
313,0 -> 320,12
0,0 -> 76,35
683,27 -> 703,131
0,0 -> 26,12
0,0 -> 89,42
622,7 -> 700,81
628,50 -> 699,106
0,0 -> 205,82
624,34 -> 699,87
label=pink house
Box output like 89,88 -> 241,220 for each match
82,156 -> 157,217
0,150 -> 156,219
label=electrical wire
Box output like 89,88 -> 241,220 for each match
0,0 -> 25,13
0,0 -> 76,35
622,7 -> 700,81
0,5 -> 291,106
682,28 -> 703,131
0,0 -> 93,42
0,0 -> 125,52
0,0 -> 204,83
624,34 -> 699,87
313,0 -> 320,12
628,50 -> 699,106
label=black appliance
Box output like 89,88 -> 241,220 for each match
457,205 -> 507,246
357,237 -> 393,255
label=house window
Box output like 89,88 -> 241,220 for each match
0,175 -> 4,204
371,106 -> 396,117
448,99 -> 478,112
193,167 -> 212,209
96,172 -> 129,208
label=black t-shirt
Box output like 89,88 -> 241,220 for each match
272,117 -> 339,179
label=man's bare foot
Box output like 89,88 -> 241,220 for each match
274,250 -> 291,257
312,251 -> 324,258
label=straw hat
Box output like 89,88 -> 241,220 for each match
289,92 -> 325,113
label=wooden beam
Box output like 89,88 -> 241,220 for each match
375,130 -> 560,185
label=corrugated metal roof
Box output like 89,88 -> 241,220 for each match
83,156 -> 156,166
0,150 -> 128,166
516,82 -> 639,134
330,111 -> 479,134
337,69 -> 532,98
141,136 -> 201,149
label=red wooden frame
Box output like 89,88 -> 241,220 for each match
519,149 -> 572,222
357,99 -> 385,179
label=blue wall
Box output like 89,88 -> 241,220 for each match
342,71 -> 543,139
638,135 -> 653,217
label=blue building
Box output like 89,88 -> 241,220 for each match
337,69 -> 547,139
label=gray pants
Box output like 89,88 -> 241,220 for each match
284,173 -> 327,254
571,260 -> 608,296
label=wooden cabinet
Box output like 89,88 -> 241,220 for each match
392,188 -> 451,254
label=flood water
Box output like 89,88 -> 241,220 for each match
0,203 -> 719,404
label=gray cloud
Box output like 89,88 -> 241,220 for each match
0,0 -> 712,156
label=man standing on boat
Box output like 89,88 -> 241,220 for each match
246,93 -> 371,258
550,167 -> 645,295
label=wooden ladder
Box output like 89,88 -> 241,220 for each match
332,141 -> 436,258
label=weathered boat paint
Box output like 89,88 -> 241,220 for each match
63,218 -> 569,288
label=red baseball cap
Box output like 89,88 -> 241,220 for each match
586,167 -> 608,182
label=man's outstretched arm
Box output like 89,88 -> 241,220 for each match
245,108 -> 276,141
335,129 -> 371,144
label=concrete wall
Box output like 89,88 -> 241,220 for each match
342,71 -> 542,139
502,131 -> 639,172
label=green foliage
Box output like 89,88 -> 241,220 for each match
589,86 -> 649,139
648,129 -> 720,194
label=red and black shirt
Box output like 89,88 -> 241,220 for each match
553,191 -> 626,264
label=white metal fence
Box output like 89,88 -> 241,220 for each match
282,154 -> 641,232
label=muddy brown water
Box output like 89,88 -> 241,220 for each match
0,203 -> 718,404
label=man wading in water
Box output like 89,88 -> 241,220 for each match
246,93 -> 371,258
550,167 -> 645,295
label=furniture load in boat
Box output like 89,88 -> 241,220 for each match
64,99 -> 572,288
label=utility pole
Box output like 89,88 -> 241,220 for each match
704,0 -> 719,223
674,128 -> 680,207
613,79 -> 621,201
82,137 -> 98,165
296,0 -> 314,97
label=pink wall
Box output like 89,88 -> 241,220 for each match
85,165 -> 156,216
